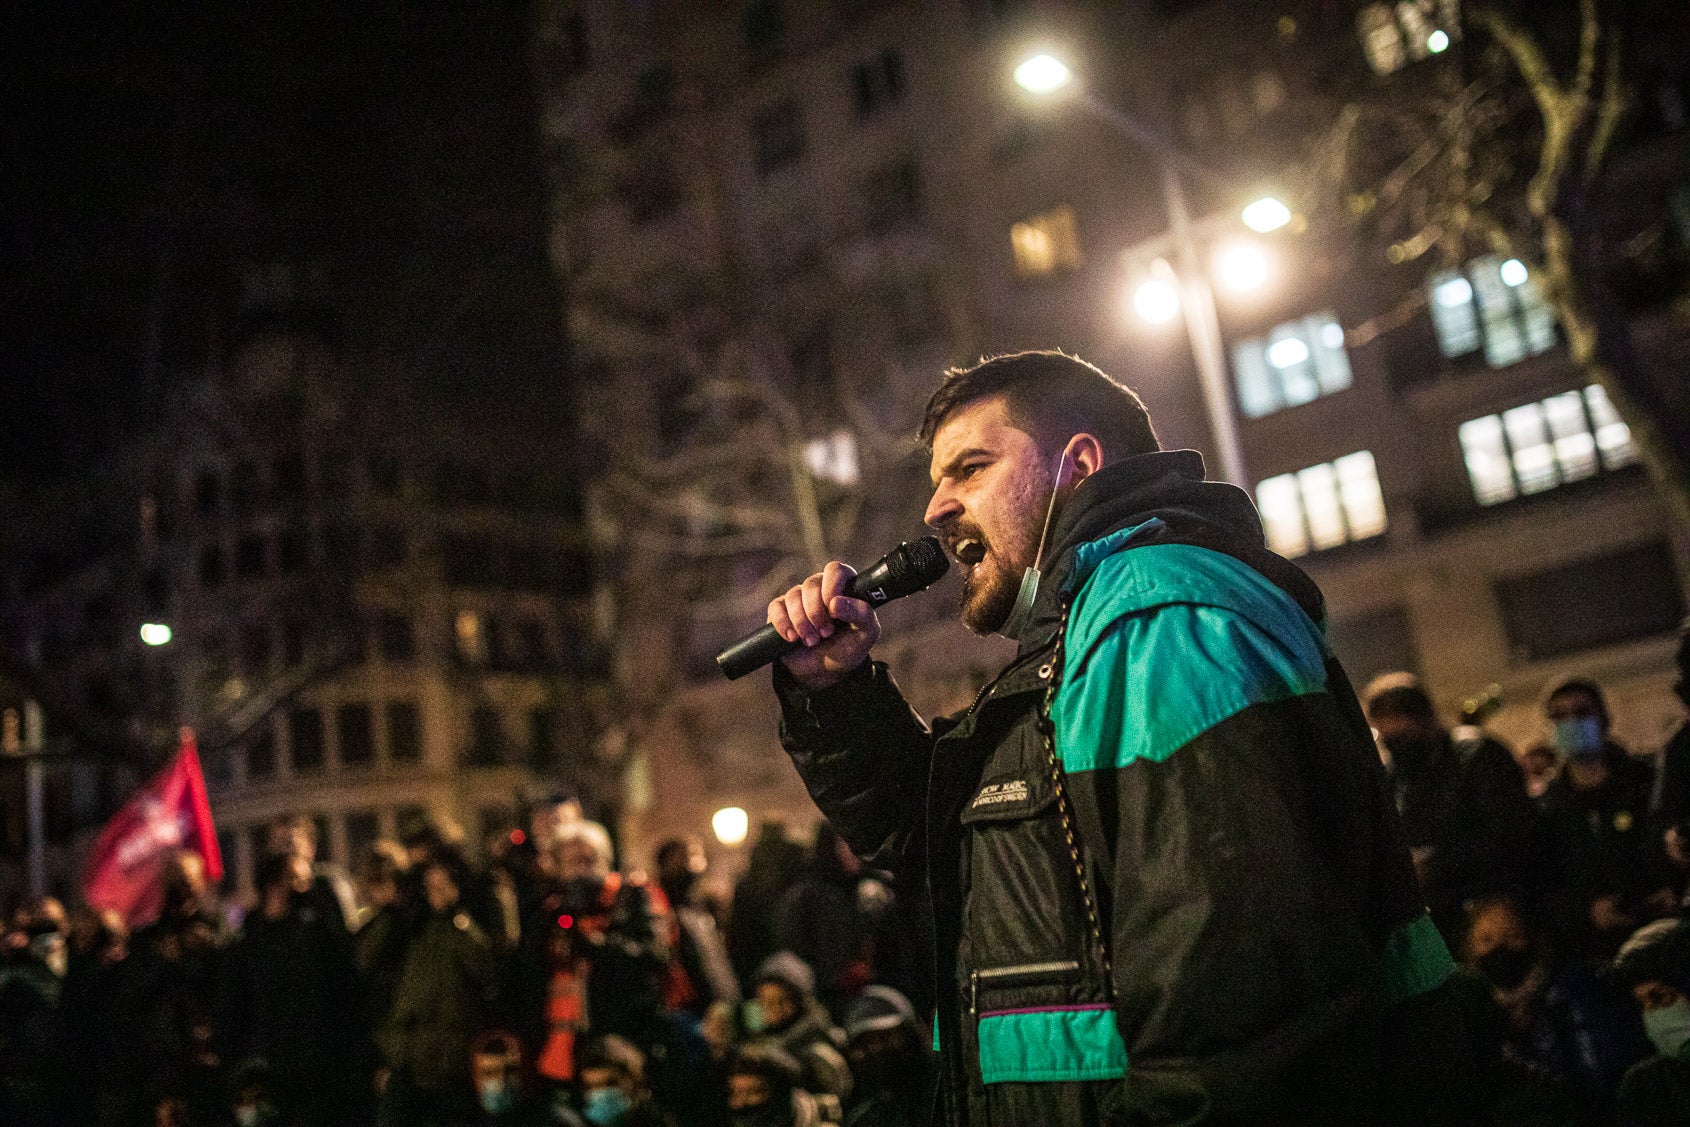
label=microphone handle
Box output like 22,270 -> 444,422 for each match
715,623 -> 801,681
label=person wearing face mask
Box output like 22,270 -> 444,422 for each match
725,1043 -> 833,1127
1364,673 -> 1548,944
1537,679 -> 1678,960
1611,917 -> 1690,1126
377,852 -> 498,1127
765,351 -> 1470,1125
1649,619 -> 1690,897
0,899 -> 66,1124
840,986 -> 931,1127
1450,894 -> 1648,1126
574,1035 -> 676,1127
655,836 -> 740,1023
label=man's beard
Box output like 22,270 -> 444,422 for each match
958,547 -> 1021,635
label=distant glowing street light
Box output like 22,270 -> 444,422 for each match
1241,196 -> 1292,233
1132,260 -> 1182,324
1427,29 -> 1451,54
1214,239 -> 1272,294
140,623 -> 173,646
712,806 -> 749,846
1499,258 -> 1529,287
1014,53 -> 1072,94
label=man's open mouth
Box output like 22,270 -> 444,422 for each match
952,537 -> 986,567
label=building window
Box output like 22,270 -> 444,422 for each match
277,526 -> 306,573
234,534 -> 267,579
368,525 -> 408,570
1458,384 -> 1637,505
752,101 -> 805,175
240,622 -> 271,675
377,612 -> 416,662
1010,204 -> 1082,278
386,701 -> 421,762
1429,255 -> 1556,368
1495,541 -> 1685,662
468,706 -> 503,767
852,49 -> 905,118
455,610 -> 487,664
1357,0 -> 1461,76
338,703 -> 375,766
530,707 -> 558,768
1255,451 -> 1388,558
199,545 -> 226,589
246,725 -> 277,779
1232,312 -> 1353,418
862,156 -> 922,233
515,618 -> 550,668
194,471 -> 221,514
289,707 -> 325,772
744,0 -> 784,66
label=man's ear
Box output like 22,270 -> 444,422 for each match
1060,434 -> 1104,490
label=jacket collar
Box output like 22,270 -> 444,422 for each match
1009,449 -> 1325,655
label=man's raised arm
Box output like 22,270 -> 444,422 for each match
769,562 -> 933,875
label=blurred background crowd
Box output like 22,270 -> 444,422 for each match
0,623 -> 1687,1127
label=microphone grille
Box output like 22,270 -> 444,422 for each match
896,536 -> 950,589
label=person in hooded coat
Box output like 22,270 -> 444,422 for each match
764,351 -> 1473,1125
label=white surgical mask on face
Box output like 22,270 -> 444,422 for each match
1643,999 -> 1690,1059
998,449 -> 1071,640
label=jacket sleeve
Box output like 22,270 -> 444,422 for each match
775,659 -> 935,876
1056,600 -> 1453,1117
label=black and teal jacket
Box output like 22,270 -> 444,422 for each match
776,451 -> 1462,1125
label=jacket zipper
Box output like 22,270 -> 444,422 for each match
969,959 -> 1081,1015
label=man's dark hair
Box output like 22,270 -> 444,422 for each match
254,851 -> 296,895
1544,677 -> 1611,727
578,1033 -> 646,1087
1362,672 -> 1436,723
918,350 -> 1159,460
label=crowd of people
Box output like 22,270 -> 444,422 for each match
0,798 -> 932,1127
1357,623 -> 1690,1126
1,624 -> 1687,1126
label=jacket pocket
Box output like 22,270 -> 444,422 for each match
970,961 -> 1128,1085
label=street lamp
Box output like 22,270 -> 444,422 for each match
712,805 -> 749,846
1132,260 -> 1182,325
1241,196 -> 1293,234
140,622 -> 173,646
1213,238 -> 1273,295
1014,53 -> 1290,487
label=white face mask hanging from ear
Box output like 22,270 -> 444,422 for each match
998,447 -> 1072,639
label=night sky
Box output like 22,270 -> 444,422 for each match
1,1 -> 567,486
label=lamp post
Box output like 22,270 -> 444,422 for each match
1015,55 -> 1289,488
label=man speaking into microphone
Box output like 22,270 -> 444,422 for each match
762,352 -> 1470,1125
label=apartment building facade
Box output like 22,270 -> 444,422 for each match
534,0 -> 1689,868
0,323 -> 598,901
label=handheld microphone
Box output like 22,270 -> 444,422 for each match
715,537 -> 949,680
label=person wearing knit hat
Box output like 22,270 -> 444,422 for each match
747,952 -> 851,1110
1611,917 -> 1690,1125
841,987 -> 930,1127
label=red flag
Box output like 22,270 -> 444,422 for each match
83,727 -> 223,926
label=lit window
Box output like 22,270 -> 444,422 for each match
1429,255 -> 1556,367
1357,1 -> 1462,76
455,610 -> 487,663
1232,312 -> 1353,418
1458,385 -> 1636,505
1010,204 -> 1082,278
803,430 -> 859,485
1255,451 -> 1387,558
